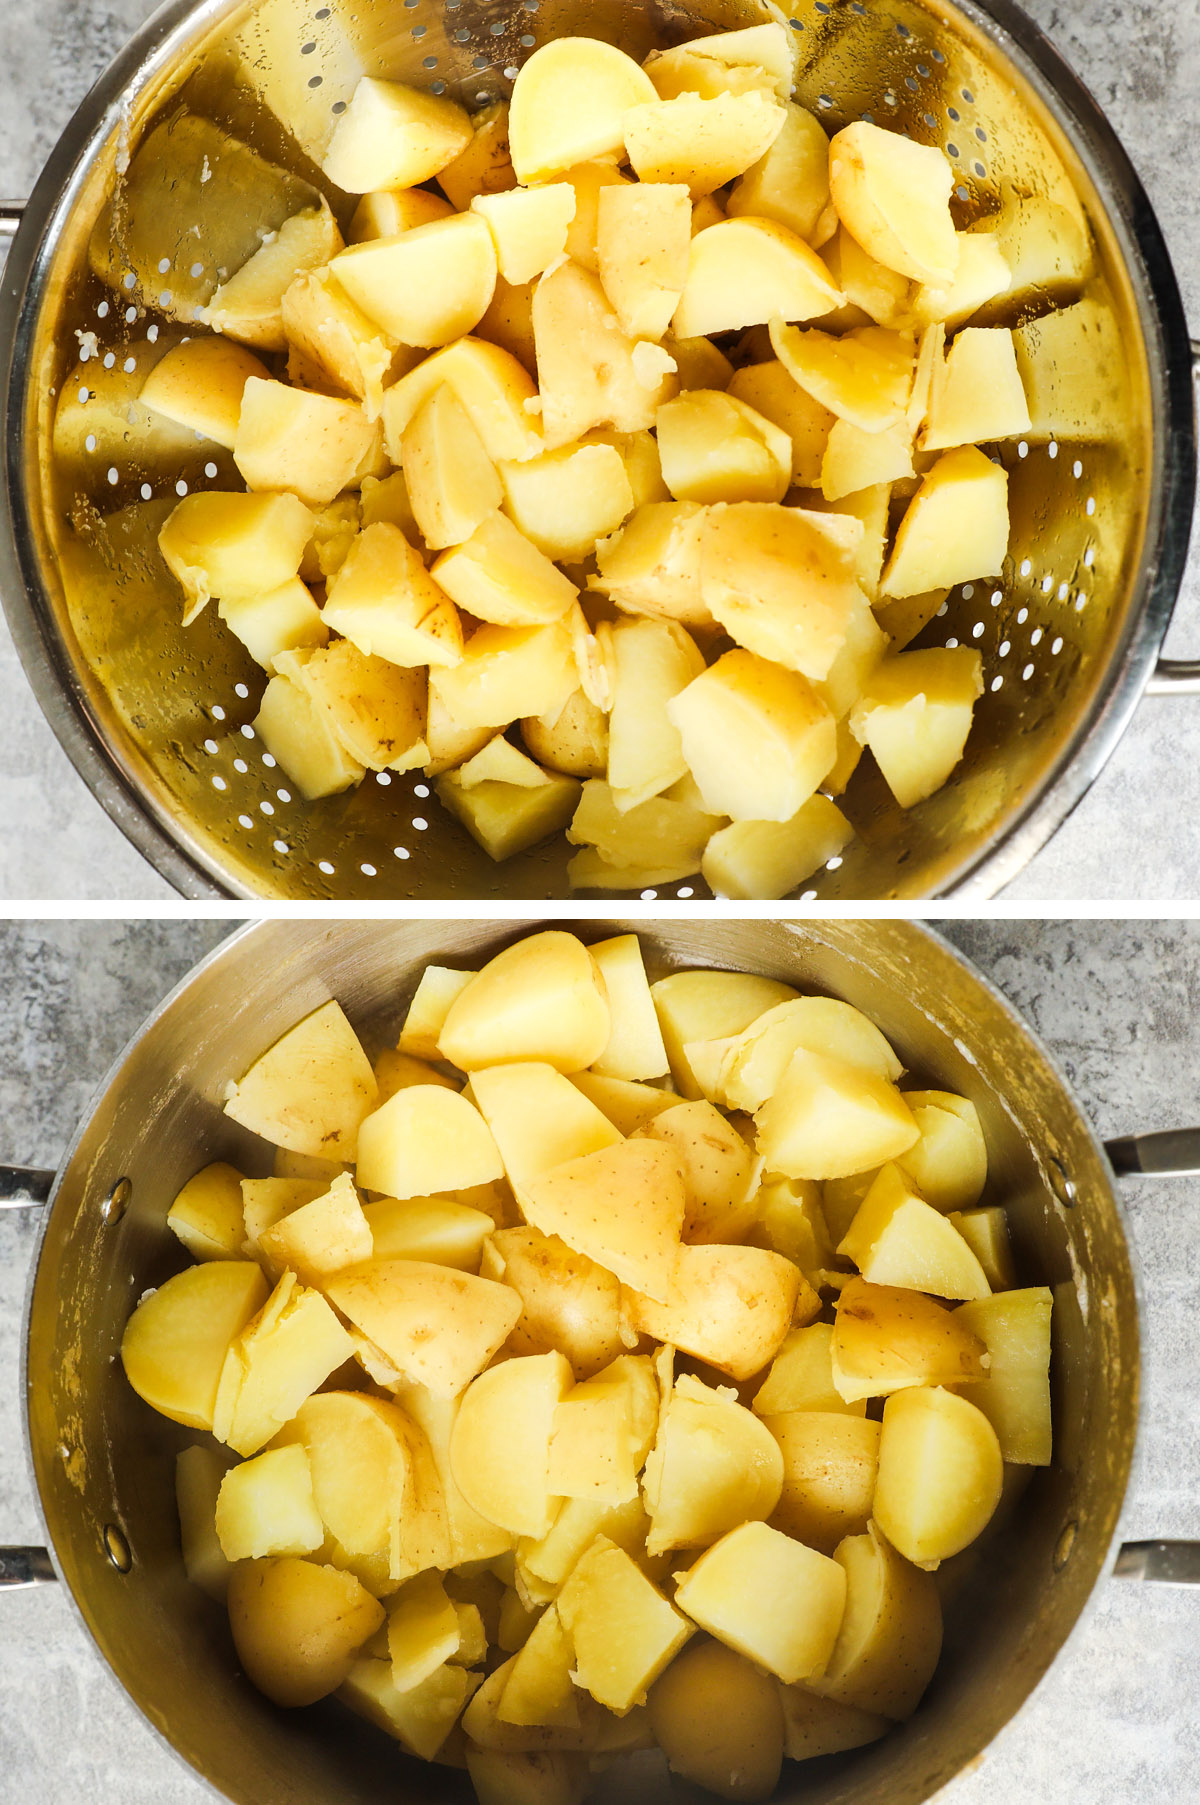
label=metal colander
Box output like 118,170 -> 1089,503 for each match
0,0 -> 1194,900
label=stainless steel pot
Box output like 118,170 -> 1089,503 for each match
0,0 -> 1196,900
2,917 -> 1196,1802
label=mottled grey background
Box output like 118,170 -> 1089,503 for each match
1,919 -> 1198,1798
0,0 -> 1198,898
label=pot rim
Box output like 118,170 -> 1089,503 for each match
0,0 -> 1194,900
18,915 -> 1144,1802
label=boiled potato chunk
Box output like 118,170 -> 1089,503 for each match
699,502 -> 862,679
764,1411 -> 880,1553
258,1172 -> 373,1286
808,1520 -> 941,1717
387,1575 -> 461,1694
439,764 -> 582,861
848,646 -> 984,808
433,511 -> 577,626
326,1260 -> 521,1397
667,648 -> 835,825
521,1139 -> 686,1301
595,182 -> 691,339
402,384 -> 503,549
203,203 -> 344,353
500,441 -> 634,564
349,186 -> 455,242
382,335 -> 542,464
508,38 -> 657,183
768,321 -> 914,434
438,101 -> 517,211
831,1277 -> 988,1403
881,445 -> 1009,596
776,1685 -> 890,1760
591,501 -> 712,629
673,218 -> 841,338
649,1639 -> 784,1802
450,1352 -> 572,1536
913,231 -> 1011,328
556,1536 -> 693,1712
139,335 -> 270,448
215,1443 -> 324,1560
752,1322 -> 866,1418
657,390 -> 791,505
398,966 -> 474,1058
331,214 -> 497,349
472,184 -> 576,286
948,1206 -> 1016,1291
643,1372 -> 783,1554
702,796 -> 852,900
167,1161 -> 246,1261
547,1362 -> 654,1504
498,1602 -> 580,1728
568,1073 -> 678,1137
489,1226 -> 624,1377
439,930 -> 610,1073
364,1197 -> 493,1271
241,1177 -> 326,1253
829,121 -> 958,285
159,490 -> 313,617
637,1100 -> 759,1243
223,999 -> 376,1162
219,580 -> 329,675
674,1520 -> 846,1684
897,1091 -> 988,1212
322,522 -> 464,670
726,360 -> 835,487
873,1386 -> 1003,1567
470,1063 -> 622,1195
567,779 -> 725,885
322,77 -> 472,191
953,1288 -> 1053,1464
624,1243 -> 805,1379
718,995 -> 903,1113
274,642 -> 427,775
746,1182 -> 835,1285
645,23 -> 795,104
821,417 -> 914,501
839,1163 -> 991,1299
228,1557 -> 384,1707
271,1390 -> 413,1558
253,674 -> 366,800
755,1047 -> 918,1180
430,620 -> 577,730
403,1386 -> 516,1567
522,687 -> 609,778
357,1086 -> 504,1197
587,934 -> 669,1081
624,93 -> 786,197
651,969 -> 798,1100
213,1272 -> 355,1456
534,261 -> 677,449
727,101 -> 834,244
922,327 -> 1030,450
282,268 -> 410,420
466,1748 -> 588,1805
120,1260 -> 269,1430
826,225 -> 915,330
606,616 -> 705,808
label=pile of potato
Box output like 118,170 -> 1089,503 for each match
121,929 -> 1052,1805
134,21 -> 1046,897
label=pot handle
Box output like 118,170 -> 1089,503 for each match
1145,341 -> 1200,694
0,1548 -> 56,1587
0,1166 -> 54,1206
1114,1542 -> 1200,1584
1104,1129 -> 1200,1176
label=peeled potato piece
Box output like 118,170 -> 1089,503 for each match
556,1536 -> 693,1712
719,996 -> 904,1113
839,1163 -> 991,1299
642,1372 -> 784,1554
754,1048 -> 918,1180
624,93 -> 786,196
668,649 -> 836,825
702,796 -> 853,901
727,101 -> 835,245
331,214 -> 497,350
357,1085 -> 504,1197
159,490 -> 314,618
323,78 -> 473,191
769,321 -> 914,434
322,522 -> 464,671
657,389 -> 792,505
121,1260 -> 269,1430
673,218 -> 842,338
953,1288 -> 1053,1464
402,384 -> 503,550
472,184 -> 576,285
534,260 -> 677,449
848,646 -> 984,809
438,930 -> 609,1073
828,121 -> 959,285
674,1520 -> 846,1685
508,38 -> 658,183
139,336 -> 270,448
881,444 -> 1009,597
470,1062 -> 622,1196
451,1351 -> 573,1537
596,182 -> 692,341
873,1386 -> 1004,1567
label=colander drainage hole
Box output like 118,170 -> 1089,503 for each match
677,886 -> 694,898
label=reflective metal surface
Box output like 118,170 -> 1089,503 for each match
0,0 -> 1193,898
22,918 -> 1140,1805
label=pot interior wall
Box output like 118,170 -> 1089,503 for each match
25,919 -> 1138,1805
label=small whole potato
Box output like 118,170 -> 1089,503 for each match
226,1556 -> 384,1706
648,1638 -> 784,1802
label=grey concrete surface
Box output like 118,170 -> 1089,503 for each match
0,919 -> 1198,1799
0,0 -> 1198,899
